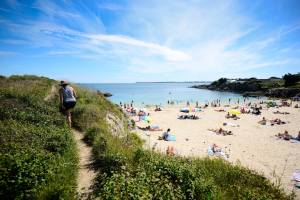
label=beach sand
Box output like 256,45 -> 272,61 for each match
132,102 -> 300,196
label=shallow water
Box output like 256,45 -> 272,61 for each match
80,82 -> 267,107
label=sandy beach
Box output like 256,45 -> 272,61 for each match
132,102 -> 300,196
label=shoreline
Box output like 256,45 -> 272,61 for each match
123,97 -> 273,109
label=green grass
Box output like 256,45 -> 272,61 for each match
0,75 -> 78,200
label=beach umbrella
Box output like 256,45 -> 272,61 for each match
229,110 -> 241,114
127,107 -> 132,110
293,96 -> 299,99
189,108 -> 200,112
158,104 -> 164,107
140,108 -> 147,111
132,107 -> 138,110
140,116 -> 154,123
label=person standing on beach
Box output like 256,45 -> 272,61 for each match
238,99 -> 239,104
59,80 -> 77,128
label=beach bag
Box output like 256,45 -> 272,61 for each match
166,135 -> 176,141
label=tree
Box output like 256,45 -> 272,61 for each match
283,73 -> 300,87
269,76 -> 280,79
218,78 -> 227,85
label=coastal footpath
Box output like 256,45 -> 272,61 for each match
0,75 -> 296,199
190,74 -> 300,98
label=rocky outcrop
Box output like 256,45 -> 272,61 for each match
190,83 -> 267,92
105,110 -> 135,137
103,92 -> 113,97
265,88 -> 300,98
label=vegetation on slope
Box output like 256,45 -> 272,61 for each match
0,75 -> 79,200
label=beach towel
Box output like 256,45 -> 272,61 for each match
291,171 -> 300,182
208,145 -> 216,155
166,135 -> 176,141
208,145 -> 228,159
260,123 -> 274,126
227,123 -> 239,127
151,126 -> 159,129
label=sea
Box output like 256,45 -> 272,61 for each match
80,82 -> 268,107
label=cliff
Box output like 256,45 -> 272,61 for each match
265,88 -> 300,98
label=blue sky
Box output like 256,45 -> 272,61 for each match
0,0 -> 300,83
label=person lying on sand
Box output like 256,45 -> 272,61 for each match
270,118 -> 280,123
212,143 -> 222,153
155,108 -> 162,111
232,106 -> 239,109
211,143 -> 228,159
275,130 -> 292,140
225,112 -> 230,118
146,126 -> 163,131
273,111 -> 290,114
207,128 -> 233,135
215,109 -> 223,111
167,146 -> 176,156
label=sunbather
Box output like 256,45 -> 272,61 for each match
258,117 -> 266,125
167,146 -> 175,156
225,112 -> 230,118
297,131 -> 300,140
275,130 -> 292,140
146,126 -> 163,131
215,109 -> 225,112
212,143 -> 222,153
295,104 -> 298,108
273,111 -> 290,114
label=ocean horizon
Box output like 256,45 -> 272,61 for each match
80,82 -> 268,107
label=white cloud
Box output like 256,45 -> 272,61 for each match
0,51 -> 18,55
86,34 -> 190,61
1,39 -> 28,44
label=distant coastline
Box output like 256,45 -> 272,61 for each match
136,81 -> 212,83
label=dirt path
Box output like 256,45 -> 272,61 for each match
73,129 -> 97,197
44,85 -> 57,101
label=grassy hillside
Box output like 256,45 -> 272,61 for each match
0,75 -> 79,199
